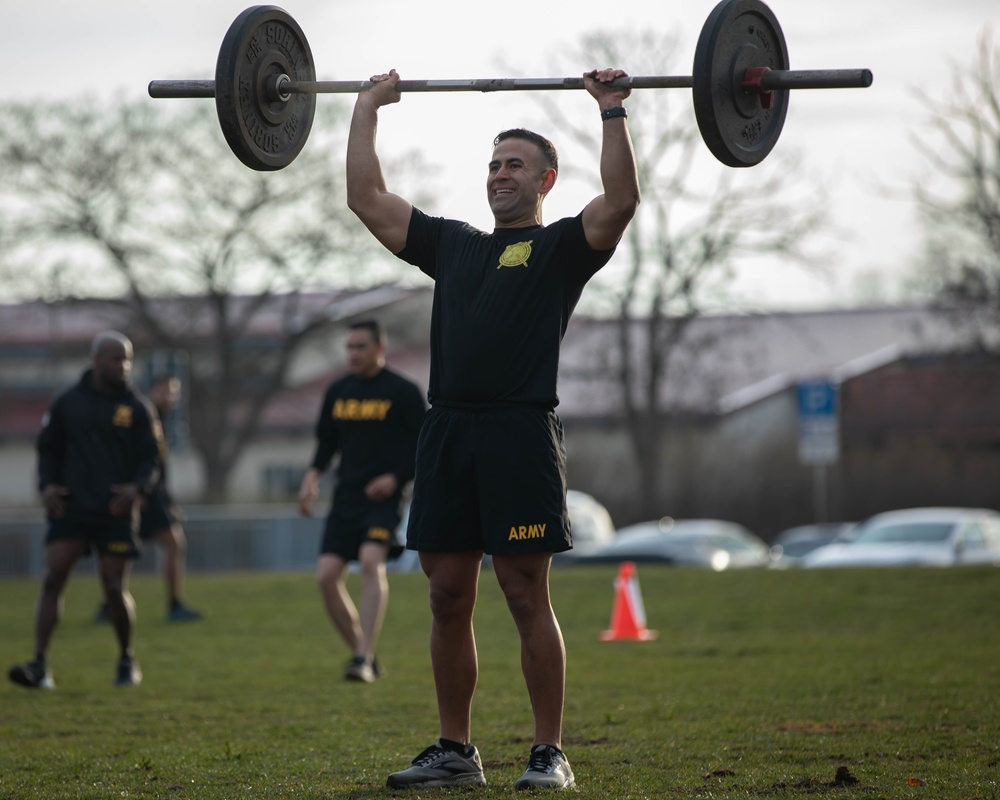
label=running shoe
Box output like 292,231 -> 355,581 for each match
114,655 -> 142,687
372,656 -> 387,679
514,744 -> 576,790
8,659 -> 55,690
344,655 -> 375,683
167,603 -> 203,622
386,742 -> 486,788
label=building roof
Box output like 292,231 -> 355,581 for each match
0,295 -> 970,441
557,305 -> 963,418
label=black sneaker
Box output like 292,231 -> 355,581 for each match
386,742 -> 487,788
344,655 -> 375,683
8,659 -> 55,690
372,656 -> 387,680
514,744 -> 576,790
167,603 -> 203,622
114,656 -> 142,687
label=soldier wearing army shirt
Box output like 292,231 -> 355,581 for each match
346,66 -> 639,790
298,319 -> 425,684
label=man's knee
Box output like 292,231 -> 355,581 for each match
317,555 -> 348,589
358,544 -> 387,578
494,556 -> 552,621
422,552 -> 482,623
102,571 -> 126,598
428,584 -> 475,625
42,540 -> 85,593
41,567 -> 71,596
158,525 -> 186,555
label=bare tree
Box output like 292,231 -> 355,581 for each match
911,28 -> 1000,354
0,98 -> 429,500
527,31 -> 827,517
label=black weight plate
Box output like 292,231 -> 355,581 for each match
692,0 -> 789,167
215,6 -> 316,171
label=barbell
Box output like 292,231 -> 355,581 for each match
148,0 -> 872,171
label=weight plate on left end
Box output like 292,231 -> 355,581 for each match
692,0 -> 789,168
215,5 -> 316,171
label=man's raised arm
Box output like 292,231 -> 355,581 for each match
580,68 -> 641,252
346,69 -> 414,254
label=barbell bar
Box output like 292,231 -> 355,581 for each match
150,69 -> 873,99
147,0 -> 873,170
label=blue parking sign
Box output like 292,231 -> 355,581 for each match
797,380 -> 839,464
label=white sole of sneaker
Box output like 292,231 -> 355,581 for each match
387,774 -> 487,789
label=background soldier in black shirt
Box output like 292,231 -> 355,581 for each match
346,69 -> 639,789
298,319 -> 426,684
8,331 -> 160,690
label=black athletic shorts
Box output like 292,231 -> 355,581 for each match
46,510 -> 142,559
321,484 -> 404,562
139,491 -> 179,540
406,406 -> 572,556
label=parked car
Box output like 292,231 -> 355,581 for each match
768,522 -> 856,568
565,489 -> 616,547
561,517 -> 772,570
802,507 -> 1000,568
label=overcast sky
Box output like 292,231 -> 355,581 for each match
10,0 -> 999,310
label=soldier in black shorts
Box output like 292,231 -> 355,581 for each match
298,319 -> 426,684
8,331 -> 160,690
346,69 -> 639,789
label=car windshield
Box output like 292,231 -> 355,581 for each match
778,540 -> 826,558
855,521 -> 953,544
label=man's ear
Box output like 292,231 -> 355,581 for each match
539,168 -> 557,196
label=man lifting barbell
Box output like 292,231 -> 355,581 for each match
344,64 -> 639,790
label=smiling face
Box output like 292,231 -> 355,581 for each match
486,137 -> 556,227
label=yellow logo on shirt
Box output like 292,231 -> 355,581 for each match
498,240 -> 532,269
112,405 -> 133,428
332,399 -> 392,421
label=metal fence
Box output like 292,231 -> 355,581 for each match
0,506 -> 339,577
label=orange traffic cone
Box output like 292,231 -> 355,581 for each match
599,561 -> 658,641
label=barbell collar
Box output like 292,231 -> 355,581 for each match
148,80 -> 216,98
759,68 -> 873,90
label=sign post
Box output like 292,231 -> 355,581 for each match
797,380 -> 840,521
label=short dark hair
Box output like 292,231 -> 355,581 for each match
349,319 -> 386,345
493,129 -> 558,173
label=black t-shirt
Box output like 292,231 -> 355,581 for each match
396,208 -> 615,408
309,367 -> 426,489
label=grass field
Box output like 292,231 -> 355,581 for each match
1,563 -> 997,799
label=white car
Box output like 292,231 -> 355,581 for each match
803,507 -> 1000,568
563,517 -> 772,570
565,489 -> 616,547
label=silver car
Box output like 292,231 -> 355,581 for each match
562,517 -> 772,570
803,507 -> 1000,568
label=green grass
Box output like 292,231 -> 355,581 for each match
1,564 -> 998,799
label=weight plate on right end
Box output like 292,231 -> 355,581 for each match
692,0 -> 789,167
